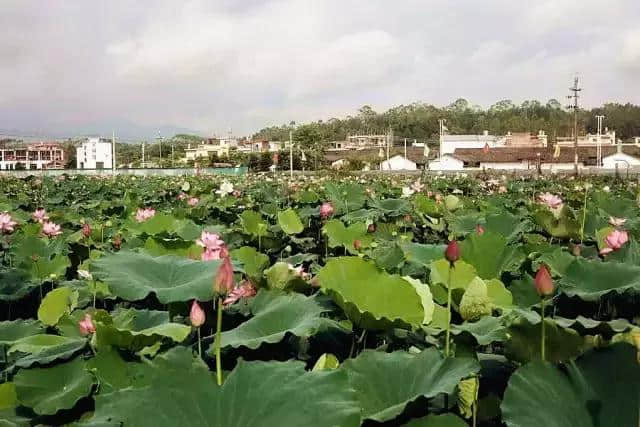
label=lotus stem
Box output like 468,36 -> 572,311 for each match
580,188 -> 588,244
541,298 -> 546,361
445,262 -> 453,357
215,297 -> 223,385
197,327 -> 202,358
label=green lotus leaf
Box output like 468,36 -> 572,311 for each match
452,315 -> 509,345
14,358 -> 94,416
216,289 -> 343,350
501,344 -> 640,427
0,383 -> 29,427
444,195 -> 462,211
0,383 -> 18,410
533,205 -> 580,239
81,347 -> 360,427
484,211 -> 532,242
460,231 -> 525,279
277,208 -> 304,234
317,257 -> 430,329
341,348 -> 480,422
312,353 -> 340,371
96,308 -> 191,351
322,220 -> 372,254
413,194 -> 443,218
447,211 -> 484,236
231,246 -> 269,281
403,414 -> 468,427
324,181 -> 367,213
37,286 -> 79,326
8,334 -> 87,368
0,320 -> 44,345
240,210 -> 269,238
457,376 -> 479,419
486,278 -> 513,308
91,250 -> 221,303
553,315 -> 633,337
0,269 -> 38,302
429,258 -> 477,290
263,262 -> 307,291
559,258 -> 640,300
368,198 -> 410,216
86,346 -> 157,393
400,242 -> 447,268
532,247 -> 575,277
143,237 -> 203,258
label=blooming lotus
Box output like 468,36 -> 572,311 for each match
190,301 -> 206,327
135,207 -> 156,223
600,229 -> 629,255
177,192 -> 187,201
609,217 -> 627,227
410,180 -> 424,193
42,221 -> 62,237
223,281 -> 257,306
0,212 -> 17,234
319,202 -> 334,219
78,313 -> 96,336
537,193 -> 563,209
187,197 -> 199,207
214,252 -> 234,295
32,208 -> 49,223
401,187 -> 415,198
216,181 -> 234,197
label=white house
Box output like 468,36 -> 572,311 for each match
381,155 -> 417,171
428,155 -> 464,171
440,131 -> 506,155
602,152 -> 640,169
76,137 -> 113,169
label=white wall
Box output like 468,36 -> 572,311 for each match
77,138 -> 113,169
480,161 -> 529,170
381,156 -> 417,170
602,153 -> 640,168
429,155 -> 464,171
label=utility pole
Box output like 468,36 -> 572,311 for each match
141,142 -> 145,167
171,144 -> 175,168
289,130 -> 293,178
111,130 -> 116,173
404,138 -> 407,160
596,115 -> 605,168
386,127 -> 392,166
156,132 -> 163,167
567,75 -> 581,174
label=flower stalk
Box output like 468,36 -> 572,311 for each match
215,297 -> 223,386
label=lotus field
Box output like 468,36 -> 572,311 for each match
1,172 -> 640,426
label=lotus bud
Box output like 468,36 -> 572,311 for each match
476,224 -> 485,235
445,240 -> 460,264
190,301 -> 206,327
214,255 -> 234,295
353,240 -> 362,250
534,264 -> 554,297
82,223 -> 92,239
367,223 -> 376,233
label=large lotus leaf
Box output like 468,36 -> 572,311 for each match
263,262 -> 307,291
0,270 -> 38,302
322,220 -> 372,254
217,289 -> 343,350
127,213 -> 178,236
559,258 -> 640,300
447,212 -> 484,236
484,211 -> 532,242
95,308 -> 190,351
325,181 -> 367,213
240,210 -> 269,238
429,258 -> 477,290
0,382 -> 29,427
400,242 -> 447,268
0,383 -> 18,410
14,358 -> 94,416
533,205 -> 580,239
452,315 -> 509,345
86,347 -> 157,393
317,257 -> 429,329
231,246 -> 269,281
501,344 -> 640,427
553,316 -> 632,337
81,347 -> 360,427
91,250 -> 221,303
531,247 -> 575,277
486,278 -> 513,308
403,414 -> 468,427
8,334 -> 87,368
413,194 -> 443,218
277,208 -> 304,234
371,242 -> 406,270
143,237 -> 203,258
509,275 -> 540,308
368,198 -> 410,216
341,348 -> 480,422
37,286 -> 79,326
0,320 -> 44,345
460,231 -> 525,279
504,312 -> 586,363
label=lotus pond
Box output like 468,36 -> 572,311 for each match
0,172 -> 639,426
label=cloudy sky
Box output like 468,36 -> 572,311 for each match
1,0 -> 639,138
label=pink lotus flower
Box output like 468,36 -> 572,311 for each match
214,251 -> 234,295
177,192 -> 187,201
42,221 -> 62,237
201,248 -> 223,261
609,217 -> 627,227
600,229 -> 629,255
187,197 -> 199,207
232,190 -> 242,197
0,212 -> 17,234
135,207 -> 156,223
78,313 -> 96,336
476,224 -> 485,235
534,264 -> 554,297
498,185 -> 507,194
537,193 -> 563,209
32,208 -> 49,223
196,231 -> 224,250
319,202 -> 334,219
223,281 -> 257,306
410,180 -> 424,193
190,301 -> 206,327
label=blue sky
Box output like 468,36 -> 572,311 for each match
1,0 -> 639,137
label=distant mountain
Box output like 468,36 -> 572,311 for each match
0,118 -> 202,142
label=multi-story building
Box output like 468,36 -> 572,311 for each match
555,129 -> 616,146
0,142 -> 65,170
76,137 -> 113,169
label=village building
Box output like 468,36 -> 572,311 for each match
0,142 -> 65,170
76,137 -> 113,169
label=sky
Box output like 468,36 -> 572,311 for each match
1,0 -> 639,139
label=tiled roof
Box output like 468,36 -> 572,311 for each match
324,147 -> 435,163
